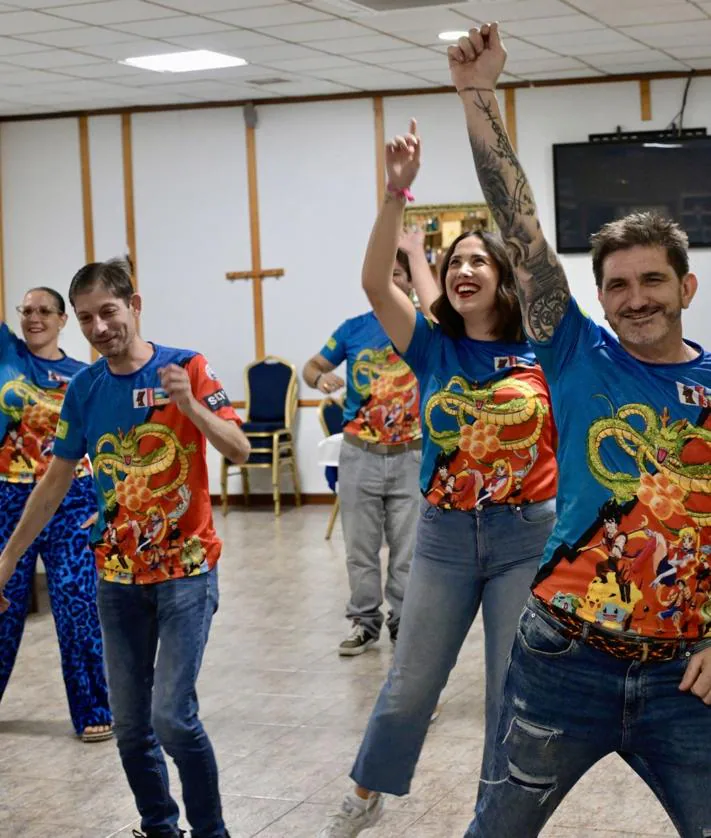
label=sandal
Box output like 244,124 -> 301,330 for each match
80,724 -> 114,743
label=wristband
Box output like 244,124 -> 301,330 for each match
457,86 -> 496,95
386,183 -> 415,202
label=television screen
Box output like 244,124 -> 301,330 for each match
553,136 -> 711,252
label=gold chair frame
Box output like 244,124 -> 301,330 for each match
220,355 -> 301,516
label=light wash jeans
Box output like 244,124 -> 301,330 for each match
338,440 -> 420,637
98,567 -> 227,838
350,496 -> 556,794
465,595 -> 711,837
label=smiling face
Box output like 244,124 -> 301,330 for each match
598,245 -> 697,355
443,236 -> 500,326
19,289 -> 67,355
73,282 -> 141,361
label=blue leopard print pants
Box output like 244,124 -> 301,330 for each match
0,476 -> 111,734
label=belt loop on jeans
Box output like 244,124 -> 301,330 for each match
580,621 -> 590,641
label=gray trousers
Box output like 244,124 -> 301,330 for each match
338,440 -> 420,637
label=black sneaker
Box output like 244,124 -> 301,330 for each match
132,831 -> 185,837
338,623 -> 377,656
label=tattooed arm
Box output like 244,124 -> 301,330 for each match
448,24 -> 571,342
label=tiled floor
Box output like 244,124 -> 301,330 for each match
1,507 -> 677,837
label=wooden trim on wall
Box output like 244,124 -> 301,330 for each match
0,128 -> 5,322
373,96 -> 385,206
639,79 -> 652,121
504,88 -> 518,151
78,115 -> 98,359
78,116 -> 95,264
1,69 -> 707,124
245,121 -> 266,360
121,112 -> 138,289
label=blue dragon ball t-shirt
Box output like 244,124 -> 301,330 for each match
402,312 -> 558,511
53,345 -> 240,585
320,311 -> 421,445
532,298 -> 711,641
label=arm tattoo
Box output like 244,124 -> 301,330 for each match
465,91 -> 570,339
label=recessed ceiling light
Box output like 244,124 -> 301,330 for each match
120,50 -> 247,73
438,31 -> 468,42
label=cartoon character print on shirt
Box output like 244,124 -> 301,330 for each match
423,372 -> 549,510
0,374 -> 79,478
540,400 -> 711,639
93,418 -> 203,583
345,346 -> 420,444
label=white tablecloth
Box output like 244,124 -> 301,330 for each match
317,433 -> 342,467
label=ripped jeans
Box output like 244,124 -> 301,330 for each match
465,596 -> 711,838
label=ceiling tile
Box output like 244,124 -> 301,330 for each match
78,37 -> 189,59
206,3 -> 334,28
0,36 -> 50,55
505,56 -> 591,73
502,14 -> 603,36
226,42 -> 323,61
108,16 -> 234,38
162,29 -> 284,51
687,56 -> 711,69
59,60 -> 147,78
0,0 -> 118,7
255,54 -> 362,72
589,4 -> 706,26
0,48 -> 105,68
255,18 -> 373,41
454,0 -> 579,23
585,49 -> 667,66
48,1 -> 181,25
567,0 -> 691,10
384,57 -> 448,72
589,57 -> 691,73
525,68 -> 605,80
17,26 -> 139,47
667,44 -> 711,59
317,34 -> 416,55
357,7 -> 486,33
353,46 -> 439,65
622,20 -> 711,47
156,0 -> 283,10
0,10 -> 80,33
526,29 -> 641,53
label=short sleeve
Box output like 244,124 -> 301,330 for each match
319,321 -> 349,367
52,379 -> 87,461
529,297 -> 602,383
400,311 -> 439,379
189,355 -> 241,423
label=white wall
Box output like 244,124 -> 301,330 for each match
1,118 -> 89,363
2,74 -> 710,495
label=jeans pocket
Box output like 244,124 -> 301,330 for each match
518,606 -> 574,657
419,497 -> 441,522
516,497 -> 557,525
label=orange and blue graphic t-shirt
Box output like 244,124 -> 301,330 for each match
53,344 -> 240,585
531,298 -> 711,641
0,322 -> 91,483
402,313 -> 557,510
319,311 -> 420,445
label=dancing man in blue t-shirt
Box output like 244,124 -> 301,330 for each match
449,23 -> 711,837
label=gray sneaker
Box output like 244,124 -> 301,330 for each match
318,791 -> 384,837
338,623 -> 377,656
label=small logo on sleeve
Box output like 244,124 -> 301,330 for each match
326,337 -> 337,350
56,419 -> 68,440
133,387 -> 170,408
204,389 -> 229,412
677,381 -> 710,408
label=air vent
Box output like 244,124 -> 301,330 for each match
247,77 -> 292,86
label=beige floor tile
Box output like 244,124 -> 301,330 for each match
0,506 -> 690,837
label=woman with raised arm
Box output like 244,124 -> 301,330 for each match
0,288 -> 112,742
317,122 -> 558,838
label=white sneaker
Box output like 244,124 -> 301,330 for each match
338,623 -> 377,656
318,791 -> 384,837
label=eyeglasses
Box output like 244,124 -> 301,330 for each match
16,305 -> 60,319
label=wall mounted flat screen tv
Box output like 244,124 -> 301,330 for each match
553,136 -> 711,253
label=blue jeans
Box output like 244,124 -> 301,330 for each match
350,496 -> 556,795
98,567 -> 226,838
465,596 -> 711,837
